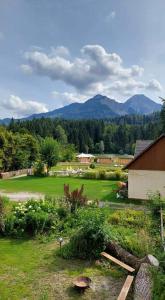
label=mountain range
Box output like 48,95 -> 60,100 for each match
0,94 -> 162,124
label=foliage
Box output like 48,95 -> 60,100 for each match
41,137 -> 60,169
33,160 -> 47,176
148,192 -> 165,217
64,184 -> 88,213
61,209 -> 106,259
90,163 -> 96,169
4,199 -> 58,236
108,209 -> 150,228
0,196 -> 7,233
8,115 -> 161,155
84,169 -> 127,180
0,127 -> 39,171
152,252 -> 165,300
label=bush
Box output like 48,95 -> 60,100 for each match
83,170 -> 127,181
33,161 -> 47,176
61,209 -> 106,259
108,209 -> 150,228
90,163 -> 96,169
84,171 -> 98,179
64,184 -> 88,213
25,211 -> 54,235
3,198 -> 58,237
0,196 -> 9,233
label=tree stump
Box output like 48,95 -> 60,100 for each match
134,263 -> 153,300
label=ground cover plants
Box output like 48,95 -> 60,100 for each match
0,183 -> 164,299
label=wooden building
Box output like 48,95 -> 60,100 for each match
76,153 -> 95,163
124,134 -> 165,199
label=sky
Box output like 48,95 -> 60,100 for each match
0,0 -> 165,118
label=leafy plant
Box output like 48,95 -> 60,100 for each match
64,184 -> 87,213
61,209 -> 106,259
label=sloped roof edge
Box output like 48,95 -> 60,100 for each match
123,134 -> 165,170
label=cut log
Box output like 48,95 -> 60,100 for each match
106,242 -> 159,270
106,241 -> 143,270
134,263 -> 153,300
142,254 -> 159,267
101,252 -> 135,272
117,275 -> 134,300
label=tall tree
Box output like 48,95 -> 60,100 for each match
41,137 -> 60,170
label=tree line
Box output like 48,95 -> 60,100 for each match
8,111 -> 163,155
0,126 -> 75,172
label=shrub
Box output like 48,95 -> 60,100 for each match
3,198 -> 58,237
61,209 -> 106,259
64,184 -> 88,213
83,170 -> 127,181
90,163 -> 96,169
0,196 -> 9,233
148,192 -> 165,217
33,161 -> 47,176
56,207 -> 68,220
25,211 -> 54,235
84,171 -> 98,179
108,209 -> 150,228
98,170 -> 106,179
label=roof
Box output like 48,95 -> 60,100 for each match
134,140 -> 153,157
123,134 -> 165,170
76,153 -> 95,158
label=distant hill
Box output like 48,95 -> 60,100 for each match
26,94 -> 161,120
0,94 -> 162,123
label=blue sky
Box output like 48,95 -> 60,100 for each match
0,0 -> 165,118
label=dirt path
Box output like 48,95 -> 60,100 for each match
0,190 -> 45,201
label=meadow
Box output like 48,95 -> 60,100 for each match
0,176 -> 117,202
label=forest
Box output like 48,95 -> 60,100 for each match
8,111 -> 163,154
0,104 -> 164,172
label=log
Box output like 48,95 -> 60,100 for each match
134,263 -> 153,300
106,242 -> 159,270
106,241 -> 143,270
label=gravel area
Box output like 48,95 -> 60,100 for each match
0,190 -> 44,201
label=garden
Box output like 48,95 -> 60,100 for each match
0,184 -> 165,300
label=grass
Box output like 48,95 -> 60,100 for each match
0,238 -> 125,300
0,176 -> 118,202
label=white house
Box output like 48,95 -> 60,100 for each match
124,134 -> 165,200
76,153 -> 95,163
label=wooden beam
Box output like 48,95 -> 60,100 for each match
101,252 -> 135,273
117,275 -> 134,300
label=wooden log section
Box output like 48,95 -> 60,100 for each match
134,263 -> 153,300
101,252 -> 135,273
117,275 -> 134,300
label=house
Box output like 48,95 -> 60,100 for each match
97,155 -> 112,164
124,134 -> 165,200
134,140 -> 153,157
76,153 -> 95,163
96,154 -> 133,165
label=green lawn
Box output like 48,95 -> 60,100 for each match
0,176 -> 117,202
0,238 -> 124,300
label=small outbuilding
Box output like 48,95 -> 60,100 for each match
76,153 -> 95,163
124,134 -> 165,200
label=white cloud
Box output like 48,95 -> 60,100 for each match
146,79 -> 162,91
105,11 -> 116,22
50,46 -> 70,57
20,64 -> 33,74
1,95 -> 48,117
52,91 -> 86,108
21,44 -> 163,98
